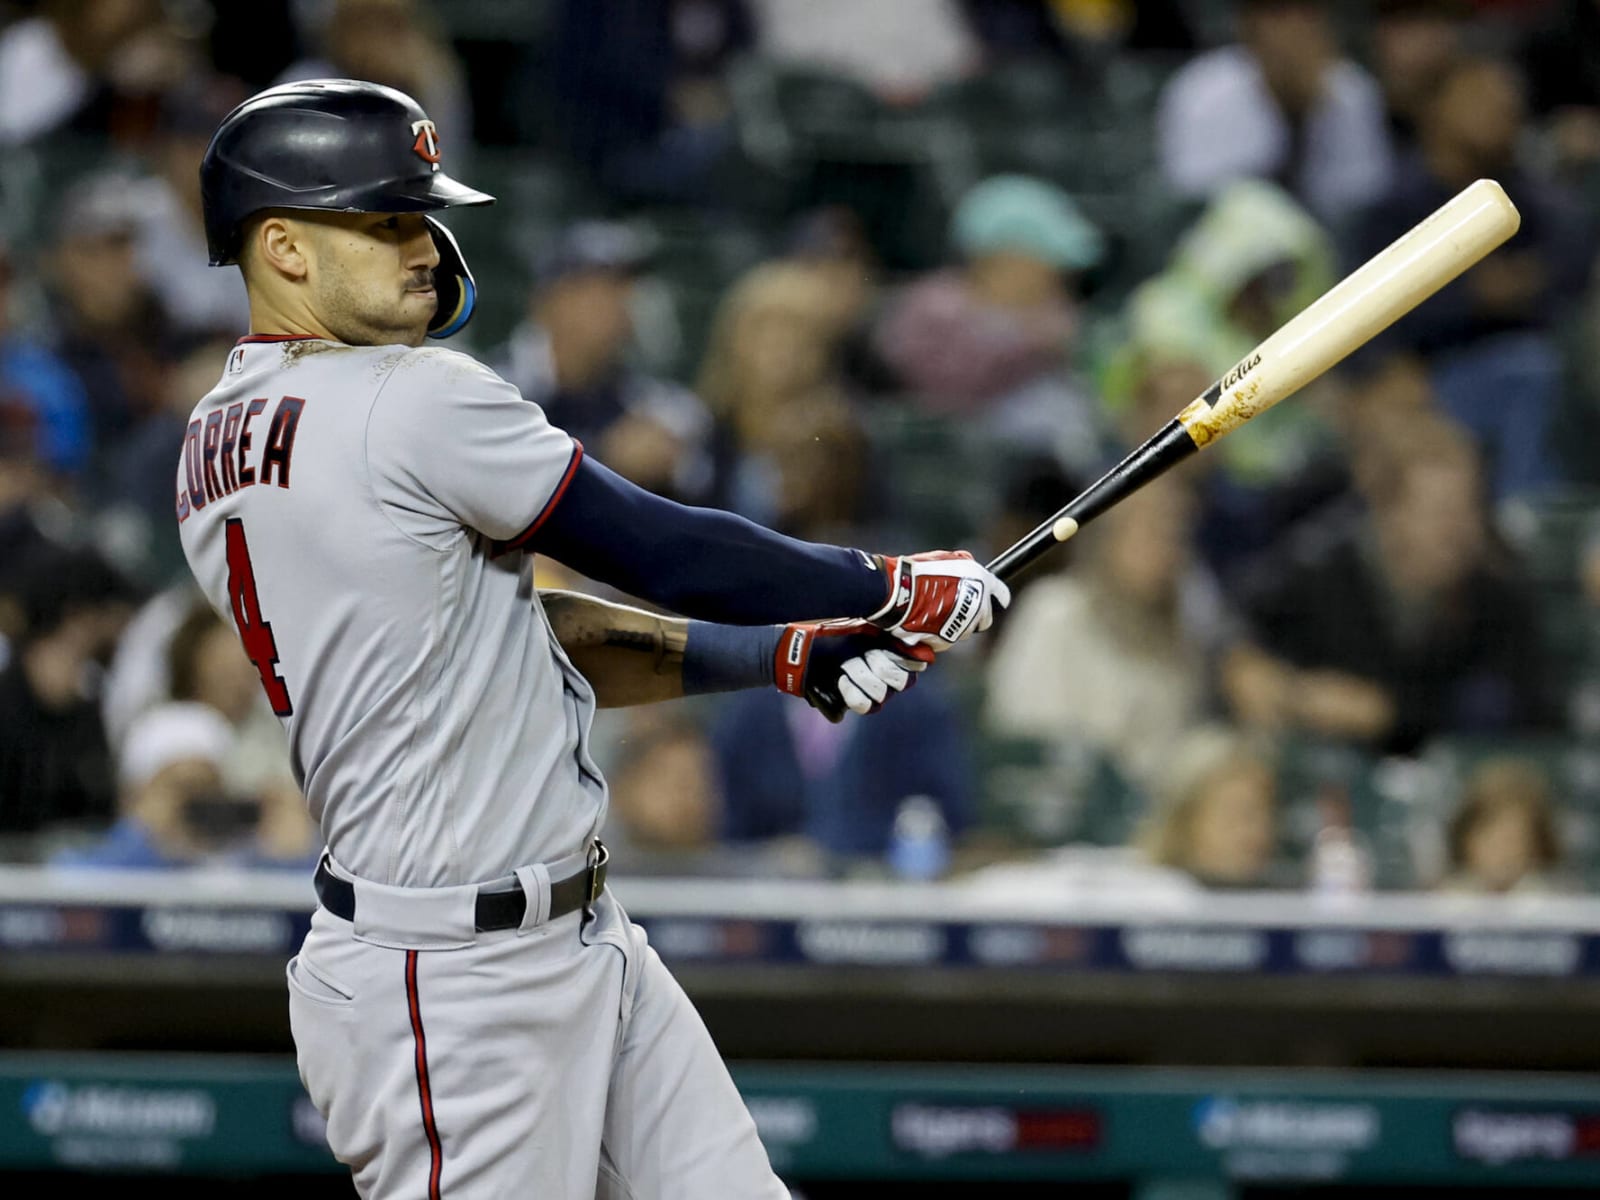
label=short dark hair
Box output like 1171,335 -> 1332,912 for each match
1447,757 -> 1562,872
1358,408 -> 1479,509
235,211 -> 272,276
13,545 -> 138,646
167,600 -> 230,702
1425,53 -> 1526,112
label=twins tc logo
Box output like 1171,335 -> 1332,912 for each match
411,119 -> 441,168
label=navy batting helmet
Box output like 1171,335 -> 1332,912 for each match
201,79 -> 494,339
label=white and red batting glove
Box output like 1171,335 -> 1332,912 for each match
775,620 -> 934,722
868,551 -> 1010,649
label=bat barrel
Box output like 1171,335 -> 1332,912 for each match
987,419 -> 1198,581
1174,179 -> 1520,449
984,180 -> 1520,586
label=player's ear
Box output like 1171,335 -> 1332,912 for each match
255,215 -> 310,282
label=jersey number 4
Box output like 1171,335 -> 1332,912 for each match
225,518 -> 294,716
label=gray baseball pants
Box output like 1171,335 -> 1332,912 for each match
287,863 -> 786,1198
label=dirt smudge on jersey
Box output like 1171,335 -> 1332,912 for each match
280,340 -> 343,367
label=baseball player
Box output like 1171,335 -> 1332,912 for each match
178,80 -> 1008,1199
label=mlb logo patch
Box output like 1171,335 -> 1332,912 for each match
227,346 -> 246,376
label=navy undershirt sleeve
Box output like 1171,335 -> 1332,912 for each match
682,622 -> 777,694
533,458 -> 889,624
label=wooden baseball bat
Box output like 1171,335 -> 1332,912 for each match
986,178 -> 1522,582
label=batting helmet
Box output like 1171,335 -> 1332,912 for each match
201,78 -> 495,339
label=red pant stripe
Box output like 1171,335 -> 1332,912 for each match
405,951 -> 444,1199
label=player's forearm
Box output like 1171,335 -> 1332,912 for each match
541,590 -> 689,707
540,590 -> 778,708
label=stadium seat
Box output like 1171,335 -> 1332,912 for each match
860,406 -> 1003,547
974,124 -> 1100,188
930,58 -> 1094,131
622,208 -> 772,379
726,59 -> 967,268
1095,52 -> 1186,125
494,154 -> 608,257
432,0 -> 551,40
977,732 -> 1145,849
1497,489 -> 1600,720
1498,487 -> 1600,588
728,59 -> 887,171
1275,736 -> 1441,890
0,144 -> 40,245
439,152 -> 608,347
5,135 -> 139,247
1068,184 -> 1195,308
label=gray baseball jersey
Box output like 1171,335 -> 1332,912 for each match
176,336 -> 600,887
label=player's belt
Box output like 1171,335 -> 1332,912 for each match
313,840 -> 609,931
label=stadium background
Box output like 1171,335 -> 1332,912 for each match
2,0 -> 1600,1195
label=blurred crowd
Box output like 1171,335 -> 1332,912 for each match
2,0 -> 1600,900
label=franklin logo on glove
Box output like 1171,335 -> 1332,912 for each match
940,579 -> 985,643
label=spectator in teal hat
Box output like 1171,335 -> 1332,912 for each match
872,174 -> 1110,476
951,173 -> 1107,281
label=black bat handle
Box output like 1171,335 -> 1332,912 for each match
986,418 -> 1200,582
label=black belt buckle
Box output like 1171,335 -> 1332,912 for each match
584,838 -> 609,913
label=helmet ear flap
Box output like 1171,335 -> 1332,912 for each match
424,216 -> 477,339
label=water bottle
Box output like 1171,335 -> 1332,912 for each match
1309,784 -> 1373,901
887,795 -> 951,881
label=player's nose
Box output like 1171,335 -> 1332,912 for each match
402,216 -> 440,272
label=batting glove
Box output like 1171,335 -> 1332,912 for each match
775,620 -> 934,723
869,551 -> 1011,649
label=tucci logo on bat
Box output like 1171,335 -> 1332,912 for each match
1220,352 -> 1262,392
940,579 -> 983,642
